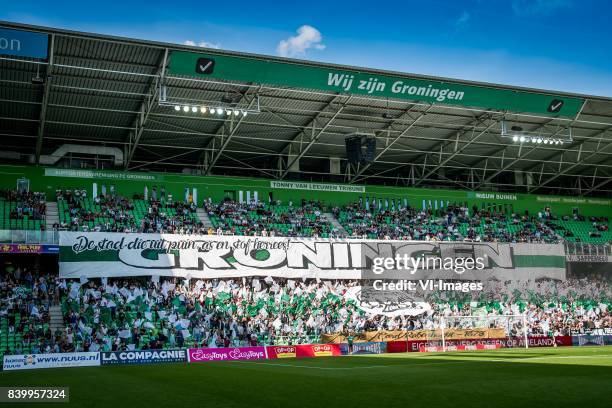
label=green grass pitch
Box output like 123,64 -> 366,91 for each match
1,346 -> 611,408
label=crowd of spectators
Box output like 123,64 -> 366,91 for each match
205,199 -> 337,238
3,270 -> 609,355
1,190 -> 46,222
1,192 -> 611,356
0,265 -> 59,355
55,190 -> 204,234
0,187 -> 607,244
140,200 -> 203,234
333,203 -> 560,243
367,276 -> 611,338
57,189 -> 135,232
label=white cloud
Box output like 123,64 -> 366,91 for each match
455,11 -> 470,27
512,0 -> 572,15
276,25 -> 326,58
184,40 -> 220,49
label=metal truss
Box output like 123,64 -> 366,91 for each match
279,95 -> 352,180
349,104 -> 433,184
125,48 -> 168,169
34,34 -> 55,163
414,115 -> 497,186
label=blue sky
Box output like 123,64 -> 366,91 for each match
2,0 -> 611,96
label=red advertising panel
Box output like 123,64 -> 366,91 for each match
407,336 -> 573,352
265,346 -> 297,359
295,344 -> 342,358
386,341 -> 408,353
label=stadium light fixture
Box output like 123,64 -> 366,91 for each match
158,89 -> 261,116
159,101 -> 260,116
501,120 -> 572,147
163,103 -> 260,115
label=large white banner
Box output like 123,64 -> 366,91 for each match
2,352 -> 100,370
58,232 -> 566,279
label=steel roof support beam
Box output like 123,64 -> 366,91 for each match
277,94 -> 345,155
582,177 -> 612,196
35,34 -> 55,164
204,89 -> 261,175
197,84 -> 261,172
415,112 -> 491,157
125,48 -> 168,169
396,112 -> 491,184
529,139 -> 612,193
349,104 -> 433,183
279,96 -> 352,180
221,154 -> 279,179
453,115 -> 562,178
508,101 -> 589,175
414,117 -> 496,186
476,126 -> 610,190
406,112 -> 502,181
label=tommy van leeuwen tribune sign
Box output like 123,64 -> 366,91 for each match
270,181 -> 365,193
59,232 -> 566,279
168,51 -> 584,117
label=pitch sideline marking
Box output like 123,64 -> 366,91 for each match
513,354 -> 612,361
228,360 -> 468,370
226,353 -> 612,370
228,361 -> 393,370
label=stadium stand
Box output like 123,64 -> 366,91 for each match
0,186 -> 596,243
0,190 -> 46,231
55,190 -> 203,234
551,215 -> 611,244
204,200 -> 337,237
0,185 -> 607,244
1,272 -> 609,357
2,185 -> 609,358
0,268 -> 54,358
334,203 -> 560,243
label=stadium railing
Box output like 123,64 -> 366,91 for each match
564,242 -> 611,256
0,229 -> 59,244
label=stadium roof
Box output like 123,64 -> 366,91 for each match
1,21 -> 611,197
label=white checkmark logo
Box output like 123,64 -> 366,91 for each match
199,61 -> 213,73
550,102 -> 562,111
